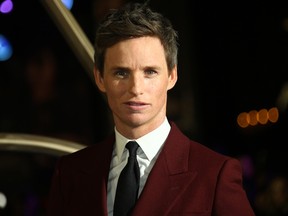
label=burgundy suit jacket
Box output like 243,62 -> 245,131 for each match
47,121 -> 255,216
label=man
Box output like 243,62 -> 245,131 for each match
47,2 -> 255,215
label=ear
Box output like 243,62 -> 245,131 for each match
93,66 -> 106,93
167,65 -> 178,90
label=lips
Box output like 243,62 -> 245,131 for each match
126,101 -> 147,106
124,101 -> 149,110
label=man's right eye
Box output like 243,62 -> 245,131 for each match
114,70 -> 128,78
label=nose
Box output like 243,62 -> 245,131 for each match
128,73 -> 143,95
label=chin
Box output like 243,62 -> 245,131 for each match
124,116 -> 149,127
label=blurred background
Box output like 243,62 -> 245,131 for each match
1,0 -> 288,215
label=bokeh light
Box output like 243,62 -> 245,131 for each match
0,34 -> 13,61
61,0 -> 74,10
0,0 -> 13,14
0,192 -> 7,209
237,107 -> 279,128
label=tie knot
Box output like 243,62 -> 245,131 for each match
126,141 -> 139,157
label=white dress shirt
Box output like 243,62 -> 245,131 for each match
107,118 -> 171,215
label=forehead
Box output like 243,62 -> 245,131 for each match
104,37 -> 166,68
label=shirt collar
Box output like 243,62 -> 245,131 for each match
114,118 -> 171,161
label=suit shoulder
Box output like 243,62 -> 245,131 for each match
169,121 -> 233,164
58,135 -> 114,165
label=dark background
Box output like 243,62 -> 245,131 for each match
1,0 -> 288,215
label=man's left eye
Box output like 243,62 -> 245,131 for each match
146,70 -> 157,75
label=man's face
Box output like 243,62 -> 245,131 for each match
95,36 -> 177,137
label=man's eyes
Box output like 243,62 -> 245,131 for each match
113,69 -> 158,78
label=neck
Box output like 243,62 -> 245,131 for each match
115,117 -> 166,139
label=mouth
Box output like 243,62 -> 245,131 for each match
124,101 -> 149,110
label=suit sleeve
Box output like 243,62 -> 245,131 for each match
46,158 -> 65,216
213,158 -> 255,216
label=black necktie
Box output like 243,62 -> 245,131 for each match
114,141 -> 140,216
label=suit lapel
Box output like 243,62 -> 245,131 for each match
132,122 -> 197,215
72,135 -> 115,215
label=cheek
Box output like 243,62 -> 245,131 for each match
149,84 -> 168,106
150,80 -> 169,95
106,88 -> 120,99
105,82 -> 126,99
